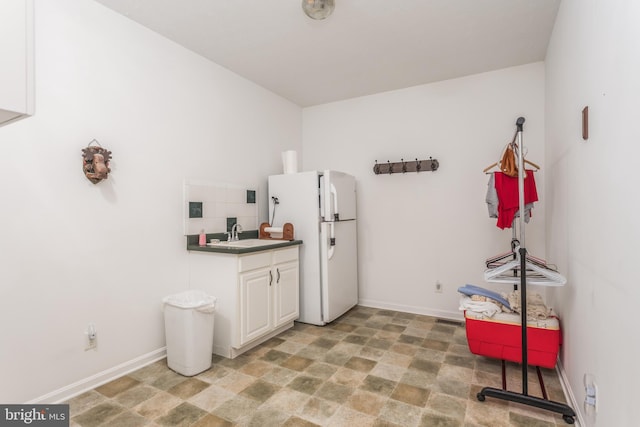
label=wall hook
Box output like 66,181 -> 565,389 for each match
430,157 -> 439,171
372,156 -> 438,175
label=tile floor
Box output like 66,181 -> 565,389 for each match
66,306 -> 572,426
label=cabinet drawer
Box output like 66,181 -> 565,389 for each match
273,247 -> 298,264
238,252 -> 272,273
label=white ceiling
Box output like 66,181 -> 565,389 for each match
93,0 -> 560,107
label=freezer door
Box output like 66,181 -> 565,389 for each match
321,171 -> 356,221
320,220 -> 358,323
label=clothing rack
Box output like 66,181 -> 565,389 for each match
477,117 -> 576,424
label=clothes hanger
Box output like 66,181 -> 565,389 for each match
483,159 -> 540,174
485,250 -> 516,267
486,254 -> 556,271
485,238 -> 519,267
484,245 -> 566,286
485,239 -> 554,270
483,130 -> 541,174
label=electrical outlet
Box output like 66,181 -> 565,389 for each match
435,281 -> 443,293
585,383 -> 598,412
85,323 -> 97,351
584,373 -> 598,412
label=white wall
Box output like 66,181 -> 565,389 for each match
545,0 -> 640,425
302,63 -> 547,319
0,0 -> 301,403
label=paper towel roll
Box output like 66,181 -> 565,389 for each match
282,150 -> 298,174
264,227 -> 283,233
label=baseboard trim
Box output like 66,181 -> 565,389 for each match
27,348 -> 167,404
358,299 -> 464,322
556,358 -> 585,426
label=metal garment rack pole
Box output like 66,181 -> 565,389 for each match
476,117 -> 576,425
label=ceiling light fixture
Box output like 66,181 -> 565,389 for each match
302,0 -> 335,20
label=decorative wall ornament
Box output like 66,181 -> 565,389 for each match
81,139 -> 112,184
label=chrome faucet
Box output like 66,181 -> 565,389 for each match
231,223 -> 243,241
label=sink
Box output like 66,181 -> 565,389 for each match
207,239 -> 288,248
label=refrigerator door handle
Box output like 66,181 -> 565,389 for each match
327,222 -> 336,260
330,183 -> 339,221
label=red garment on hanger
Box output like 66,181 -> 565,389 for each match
494,170 -> 538,229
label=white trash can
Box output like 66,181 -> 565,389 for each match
163,290 -> 216,376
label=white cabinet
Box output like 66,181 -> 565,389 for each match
0,0 -> 34,127
237,247 -> 299,347
273,259 -> 299,327
188,245 -> 299,358
238,267 -> 273,345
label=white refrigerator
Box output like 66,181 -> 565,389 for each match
268,170 -> 358,325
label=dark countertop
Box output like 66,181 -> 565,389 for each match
187,239 -> 302,255
186,230 -> 302,254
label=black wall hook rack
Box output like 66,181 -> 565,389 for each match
373,157 -> 439,175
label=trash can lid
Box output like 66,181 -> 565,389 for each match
163,290 -> 216,309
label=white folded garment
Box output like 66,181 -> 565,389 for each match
459,296 -> 501,318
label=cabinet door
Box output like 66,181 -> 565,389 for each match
239,268 -> 272,345
274,261 -> 299,327
0,0 -> 34,125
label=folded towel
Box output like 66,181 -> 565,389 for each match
459,296 -> 501,318
507,291 -> 551,320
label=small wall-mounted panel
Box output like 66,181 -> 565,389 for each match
189,202 -> 203,218
226,217 -> 237,233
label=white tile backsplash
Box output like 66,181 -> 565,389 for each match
239,203 -> 255,217
226,188 -> 245,204
237,216 -> 258,230
213,186 -> 227,202
210,218 -> 226,233
184,180 -> 258,235
188,185 -> 209,202
187,218 -> 206,235
203,218 -> 221,233
215,202 -> 229,218
202,201 -> 216,218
